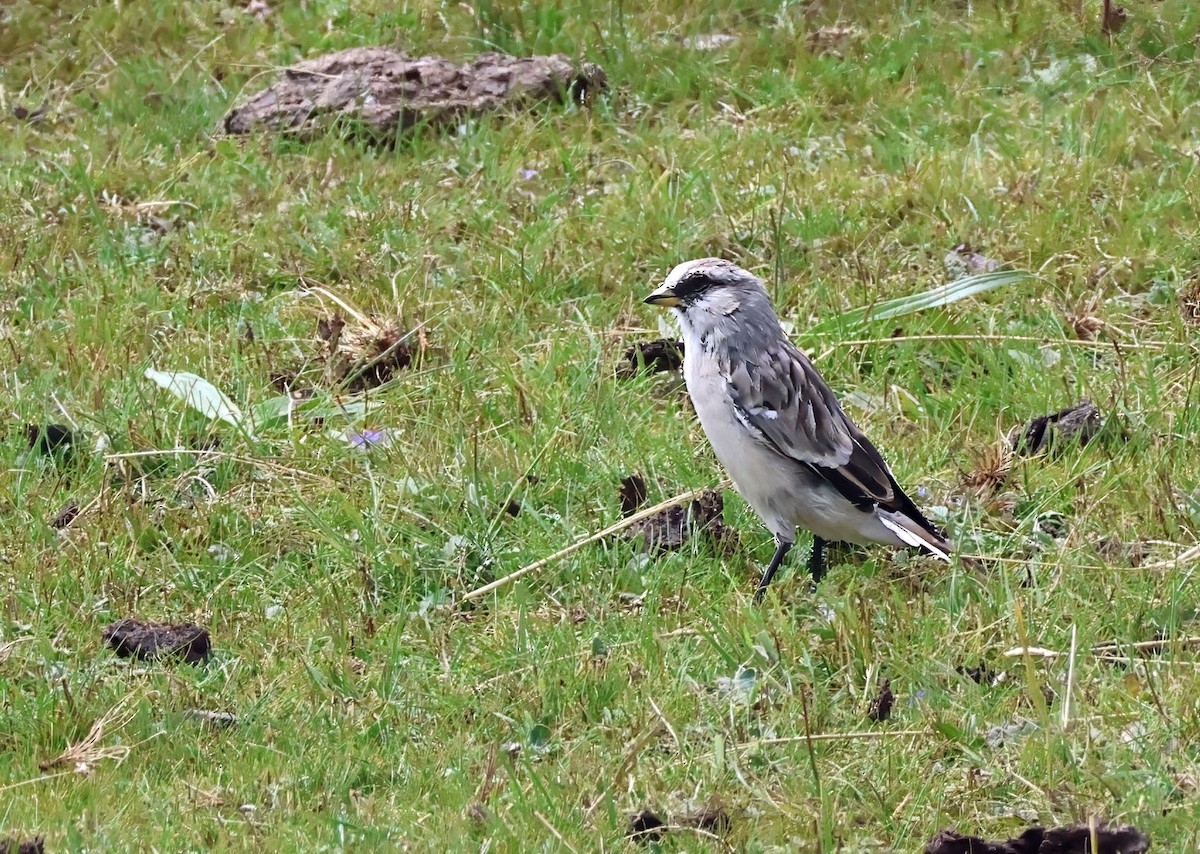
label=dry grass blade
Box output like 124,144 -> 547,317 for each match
1092,636 -> 1200,653
461,482 -> 731,601
828,333 -> 1171,352
585,719 -> 665,818
0,637 -> 33,664
1138,543 -> 1200,570
659,823 -> 736,853
182,780 -> 227,808
39,694 -> 139,773
533,812 -> 579,853
300,283 -> 378,331
731,728 -> 929,751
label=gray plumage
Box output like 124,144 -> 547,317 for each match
644,258 -> 951,597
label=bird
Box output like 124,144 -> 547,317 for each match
643,258 -> 952,601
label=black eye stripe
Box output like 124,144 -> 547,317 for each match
674,273 -> 714,299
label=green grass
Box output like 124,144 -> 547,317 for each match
4,0 -> 1200,849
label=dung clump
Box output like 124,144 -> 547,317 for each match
867,678 -> 894,722
1012,400 -> 1101,456
626,808 -> 666,843
103,619 -> 212,665
925,822 -> 1149,854
618,474 -> 649,516
618,339 -> 684,378
627,489 -> 728,553
223,48 -> 606,142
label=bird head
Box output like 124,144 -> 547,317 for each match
644,258 -> 778,338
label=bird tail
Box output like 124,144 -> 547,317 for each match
878,511 -> 952,562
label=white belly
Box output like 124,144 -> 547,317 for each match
682,346 -> 906,548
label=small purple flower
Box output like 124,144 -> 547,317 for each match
518,168 -> 539,181
350,428 -> 386,448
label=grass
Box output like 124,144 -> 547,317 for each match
3,0 -> 1200,848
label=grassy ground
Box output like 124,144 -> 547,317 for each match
4,0 -> 1200,849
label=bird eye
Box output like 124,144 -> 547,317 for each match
673,273 -> 714,298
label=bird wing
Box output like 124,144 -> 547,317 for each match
722,341 -> 900,512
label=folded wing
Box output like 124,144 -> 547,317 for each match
723,340 -> 949,548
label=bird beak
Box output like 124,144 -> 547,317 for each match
643,284 -> 680,307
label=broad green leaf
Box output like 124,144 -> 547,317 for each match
144,368 -> 253,436
528,722 -> 551,747
250,394 -> 293,426
590,634 -> 609,658
810,270 -> 1037,334
734,665 -> 758,697
717,665 -> 758,705
250,393 -> 371,429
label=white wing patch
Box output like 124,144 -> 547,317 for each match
732,406 -> 768,439
879,516 -> 952,562
746,406 -> 778,421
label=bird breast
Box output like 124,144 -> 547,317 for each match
682,337 -> 791,525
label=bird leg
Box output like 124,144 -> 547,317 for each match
808,536 -> 826,583
753,539 -> 793,602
